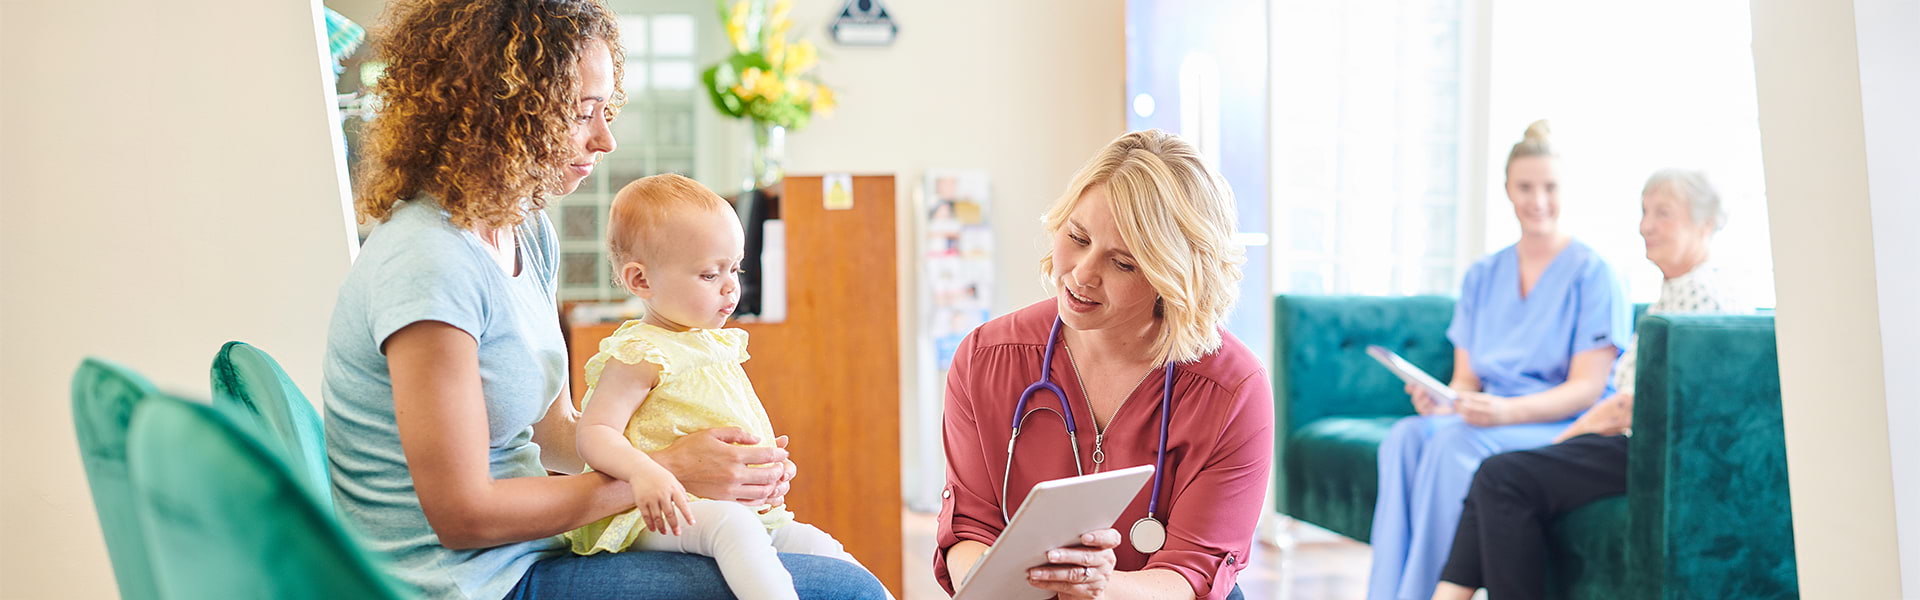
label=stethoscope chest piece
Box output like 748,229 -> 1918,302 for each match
1129,516 -> 1167,554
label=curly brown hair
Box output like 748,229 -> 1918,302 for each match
356,0 -> 624,230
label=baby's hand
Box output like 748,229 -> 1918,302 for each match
630,462 -> 695,536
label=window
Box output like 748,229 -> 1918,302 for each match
1270,0 -> 1472,296
1484,0 -> 1773,305
554,1 -> 732,302
1272,0 -> 1774,307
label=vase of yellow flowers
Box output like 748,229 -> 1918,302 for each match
704,0 -> 836,191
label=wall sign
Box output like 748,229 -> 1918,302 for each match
830,0 -> 897,46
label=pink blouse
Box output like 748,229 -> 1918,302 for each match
935,300 -> 1273,599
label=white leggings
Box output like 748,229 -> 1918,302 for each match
632,500 -> 874,600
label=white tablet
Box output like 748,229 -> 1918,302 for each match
1366,344 -> 1458,406
953,465 -> 1154,600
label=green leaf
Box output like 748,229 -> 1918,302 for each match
702,65 -> 745,118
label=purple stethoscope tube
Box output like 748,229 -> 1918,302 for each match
1001,316 -> 1174,545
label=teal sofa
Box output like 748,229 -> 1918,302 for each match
1272,295 -> 1798,599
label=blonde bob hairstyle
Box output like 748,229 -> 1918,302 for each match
1039,129 -> 1245,366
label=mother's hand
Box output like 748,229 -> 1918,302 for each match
766,435 -> 797,507
649,427 -> 791,505
1026,528 -> 1120,599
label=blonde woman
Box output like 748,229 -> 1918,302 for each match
1367,121 -> 1632,600
936,130 -> 1270,600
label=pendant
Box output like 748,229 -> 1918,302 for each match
1130,517 -> 1167,554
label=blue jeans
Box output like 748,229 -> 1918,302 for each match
504,551 -> 888,600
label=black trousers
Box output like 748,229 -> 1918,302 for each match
1438,433 -> 1629,600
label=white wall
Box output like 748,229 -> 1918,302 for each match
782,0 -> 1125,313
1750,0 -> 1905,596
1855,0 -> 1920,595
776,0 -> 1126,508
0,1 -> 355,597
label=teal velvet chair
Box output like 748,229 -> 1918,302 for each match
211,341 -> 330,501
1273,296 -> 1798,598
1272,295 -> 1452,541
127,394 -> 411,599
70,358 -> 167,600
1623,314 -> 1796,598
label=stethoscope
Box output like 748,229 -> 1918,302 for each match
1001,316 -> 1175,554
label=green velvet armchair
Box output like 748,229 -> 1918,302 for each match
1272,295 -> 1798,599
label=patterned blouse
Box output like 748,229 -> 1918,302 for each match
1611,263 -> 1751,395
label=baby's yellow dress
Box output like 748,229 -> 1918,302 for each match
564,321 -> 794,555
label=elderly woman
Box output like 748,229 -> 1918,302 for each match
1369,121 -> 1633,600
936,130 -> 1269,600
322,1 -> 885,598
1432,169 -> 1749,600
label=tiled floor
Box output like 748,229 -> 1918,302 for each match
899,510 -> 1372,600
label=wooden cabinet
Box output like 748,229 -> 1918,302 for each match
567,175 -> 904,596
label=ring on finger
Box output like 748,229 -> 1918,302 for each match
1080,566 -> 1092,582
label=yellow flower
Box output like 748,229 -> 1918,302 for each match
747,67 -> 784,100
738,67 -> 766,100
767,33 -> 787,70
726,1 -> 751,53
784,41 -> 818,75
770,0 -> 793,25
786,78 -> 813,100
812,85 -> 836,116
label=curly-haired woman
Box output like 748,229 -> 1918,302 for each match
320,1 -> 887,598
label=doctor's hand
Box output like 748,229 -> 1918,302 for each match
1409,383 -> 1456,416
650,427 -> 790,505
1027,528 -> 1120,599
1456,391 -> 1512,427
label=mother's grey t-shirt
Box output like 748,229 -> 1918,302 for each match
322,199 -> 567,599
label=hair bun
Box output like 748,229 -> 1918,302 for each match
1523,119 -> 1552,143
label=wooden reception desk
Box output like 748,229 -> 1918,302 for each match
566,174 -> 903,596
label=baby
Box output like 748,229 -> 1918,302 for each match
564,174 -> 867,600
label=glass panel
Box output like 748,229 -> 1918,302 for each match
618,15 -> 648,56
651,14 -> 696,56
560,203 -> 601,242
1424,260 -> 1457,295
622,65 -> 649,93
654,157 -> 694,176
1423,204 -> 1456,260
604,157 -> 652,190
1270,0 -> 1465,296
1288,207 -> 1327,253
1289,267 -> 1327,295
562,251 -> 604,288
651,60 -> 696,90
653,106 -> 695,147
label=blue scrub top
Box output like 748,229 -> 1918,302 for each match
1446,239 -> 1631,398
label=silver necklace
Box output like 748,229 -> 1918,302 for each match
1062,343 -> 1155,472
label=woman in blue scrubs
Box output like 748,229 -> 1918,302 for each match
1365,121 -> 1631,600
